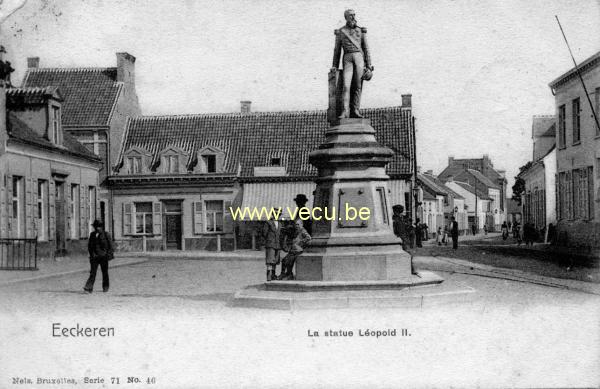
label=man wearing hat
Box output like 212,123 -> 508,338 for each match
293,193 -> 313,236
84,220 -> 114,293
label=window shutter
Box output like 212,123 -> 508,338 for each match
217,153 -> 225,173
153,202 -> 162,235
193,201 -> 203,234
588,166 -> 595,219
123,203 -> 132,235
80,186 -> 86,238
223,200 -> 233,233
48,180 -> 55,240
25,177 -> 32,238
29,178 -> 36,238
66,183 -> 72,238
6,174 -> 12,220
0,174 -> 5,236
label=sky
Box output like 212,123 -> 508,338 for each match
1,0 -> 599,188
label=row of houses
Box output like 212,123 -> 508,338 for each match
1,51 -> 418,255
519,50 -> 600,253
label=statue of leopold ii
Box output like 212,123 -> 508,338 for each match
331,9 -> 374,119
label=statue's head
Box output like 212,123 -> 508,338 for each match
344,9 -> 357,27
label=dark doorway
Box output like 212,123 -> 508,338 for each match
165,215 -> 182,250
54,180 -> 66,255
163,200 -> 183,250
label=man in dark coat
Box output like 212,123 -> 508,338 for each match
415,218 -> 423,248
293,194 -> 313,236
84,220 -> 114,293
450,216 -> 459,250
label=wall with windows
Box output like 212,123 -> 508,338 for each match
0,143 -> 100,258
553,58 -> 599,251
112,186 -> 237,252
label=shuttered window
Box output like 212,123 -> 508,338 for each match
123,203 -> 132,235
193,201 -> 203,234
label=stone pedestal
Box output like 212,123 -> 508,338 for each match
296,117 -> 414,281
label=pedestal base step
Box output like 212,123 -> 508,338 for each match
232,271 -> 475,310
267,271 -> 443,291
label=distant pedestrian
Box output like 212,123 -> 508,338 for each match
471,223 -> 476,236
524,223 -> 535,246
450,216 -> 459,249
84,220 -> 114,293
501,222 -> 509,240
261,210 -> 284,281
483,224 -> 488,235
415,218 -> 423,248
442,224 -> 449,246
436,226 -> 443,245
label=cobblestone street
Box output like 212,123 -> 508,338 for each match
1,256 -> 598,387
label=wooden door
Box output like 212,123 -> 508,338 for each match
165,214 -> 182,250
54,181 -> 66,255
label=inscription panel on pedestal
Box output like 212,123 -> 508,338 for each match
337,187 -> 369,228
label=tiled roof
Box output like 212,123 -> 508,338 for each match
22,68 -> 122,126
541,122 -> 556,137
418,174 -> 447,196
454,181 -> 492,200
6,86 -> 63,103
7,112 -> 100,162
438,158 -> 504,183
465,169 -> 500,189
418,173 -> 463,199
532,115 -> 555,138
119,107 -> 414,178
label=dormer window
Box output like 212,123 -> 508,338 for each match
164,155 -> 179,174
127,156 -> 142,174
194,146 -> 225,174
271,157 -> 281,166
51,106 -> 61,145
203,154 -> 217,173
121,147 -> 151,175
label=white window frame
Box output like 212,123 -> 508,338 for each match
203,198 -> 224,234
128,156 -> 142,174
52,106 -> 60,145
12,176 -> 23,236
133,202 -> 154,235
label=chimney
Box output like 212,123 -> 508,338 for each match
27,57 -> 39,69
240,100 -> 251,114
401,94 -> 412,109
447,175 -> 454,182
425,169 -> 433,175
448,156 -> 454,165
116,52 -> 136,84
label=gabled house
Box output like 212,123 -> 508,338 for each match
0,77 -> 101,257
438,155 -> 508,228
518,115 -> 557,241
418,171 -> 467,234
445,178 -> 493,232
108,101 -> 416,252
21,53 -> 141,233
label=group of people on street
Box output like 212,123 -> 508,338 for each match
261,194 -> 312,281
392,205 -> 460,250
